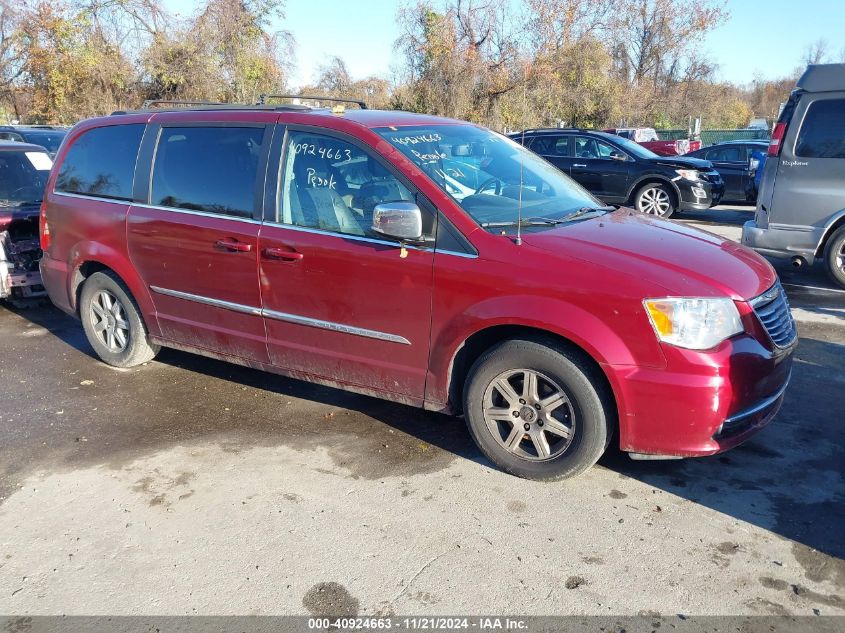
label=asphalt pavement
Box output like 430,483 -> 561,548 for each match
0,205 -> 843,617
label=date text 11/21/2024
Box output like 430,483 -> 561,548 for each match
307,617 -> 529,630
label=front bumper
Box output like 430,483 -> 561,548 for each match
712,374 -> 790,443
607,332 -> 795,458
0,266 -> 45,299
0,232 -> 46,300
676,174 -> 724,210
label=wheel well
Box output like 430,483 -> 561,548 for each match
71,261 -> 111,314
447,324 -> 618,433
628,178 -> 678,207
816,215 -> 845,258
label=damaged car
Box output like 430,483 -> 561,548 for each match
0,141 -> 52,304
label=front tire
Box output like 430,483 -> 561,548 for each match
80,271 -> 160,368
634,183 -> 676,218
823,226 -> 845,289
463,339 -> 610,480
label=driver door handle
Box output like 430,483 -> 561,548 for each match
215,238 -> 252,252
573,163 -> 587,168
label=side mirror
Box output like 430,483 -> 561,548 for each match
609,151 -> 627,161
372,202 -> 423,242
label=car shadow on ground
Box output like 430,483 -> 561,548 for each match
126,328 -> 845,567
600,332 -> 845,565
4,269 -> 844,566
678,205 -> 755,227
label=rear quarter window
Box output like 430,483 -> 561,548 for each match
55,124 -> 144,200
795,98 -> 845,159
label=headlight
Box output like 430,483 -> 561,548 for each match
675,169 -> 700,181
644,297 -> 743,350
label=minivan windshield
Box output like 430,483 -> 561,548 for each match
375,124 -> 604,229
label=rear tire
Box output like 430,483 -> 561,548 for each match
463,338 -> 610,480
823,226 -> 845,289
634,182 -> 676,218
80,271 -> 160,368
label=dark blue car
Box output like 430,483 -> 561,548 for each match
686,140 -> 770,203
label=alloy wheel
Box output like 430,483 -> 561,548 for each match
90,290 -> 130,353
837,241 -> 845,275
482,369 -> 576,461
638,187 -> 672,216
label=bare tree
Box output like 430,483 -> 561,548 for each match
610,0 -> 727,86
315,56 -> 353,95
395,0 -> 528,125
803,38 -> 829,65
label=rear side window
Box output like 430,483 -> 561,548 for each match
55,124 -> 144,201
795,99 -> 845,159
151,126 -> 264,218
706,146 -> 743,162
529,135 -> 569,156
574,136 -> 617,159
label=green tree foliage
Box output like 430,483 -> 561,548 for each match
17,2 -> 135,123
0,0 -> 801,130
1,0 -> 290,123
393,0 -> 780,131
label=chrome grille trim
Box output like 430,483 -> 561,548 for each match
750,281 -> 797,349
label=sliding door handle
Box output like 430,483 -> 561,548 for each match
263,247 -> 303,261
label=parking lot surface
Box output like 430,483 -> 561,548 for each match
0,206 -> 843,616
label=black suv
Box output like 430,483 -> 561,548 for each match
510,129 -> 724,218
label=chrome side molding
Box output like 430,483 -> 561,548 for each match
150,286 -> 263,316
150,285 -> 410,345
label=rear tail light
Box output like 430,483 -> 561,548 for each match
768,122 -> 786,157
39,199 -> 51,252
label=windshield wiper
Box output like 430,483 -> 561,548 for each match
480,216 -> 566,228
558,205 -> 615,222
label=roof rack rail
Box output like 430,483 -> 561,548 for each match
111,99 -> 314,115
142,99 -> 232,108
258,94 -> 368,109
518,127 -> 584,133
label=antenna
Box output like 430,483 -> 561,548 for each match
515,67 -> 529,246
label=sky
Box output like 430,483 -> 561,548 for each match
165,0 -> 845,88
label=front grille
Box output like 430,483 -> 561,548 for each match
751,282 -> 797,348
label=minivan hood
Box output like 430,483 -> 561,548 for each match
523,210 -> 776,300
648,155 -> 712,170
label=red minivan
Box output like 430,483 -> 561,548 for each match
39,101 -> 796,480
